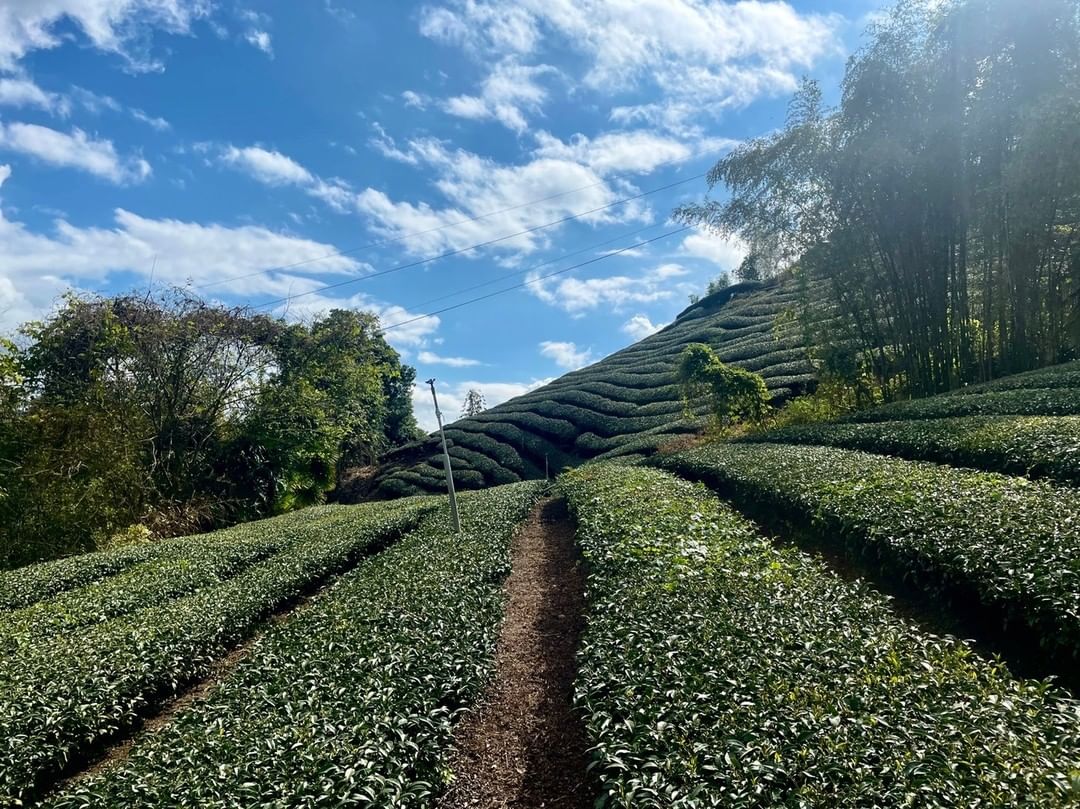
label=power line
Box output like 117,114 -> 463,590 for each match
253,172 -> 704,311
382,225 -> 692,333
401,221 -> 667,312
192,176 -> 612,291
212,225 -> 688,412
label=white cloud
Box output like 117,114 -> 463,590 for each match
245,29 -> 273,56
369,122 -> 420,165
533,129 -> 737,176
529,262 -> 692,315
681,229 -> 748,269
70,86 -> 123,114
539,340 -> 593,369
216,144 -> 356,214
421,0 -> 840,134
358,134 -> 649,257
411,376 -> 551,432
417,350 -> 483,367
419,2 -> 539,56
0,0 -> 211,72
0,182 -> 372,333
401,90 -> 428,109
0,121 -> 150,183
0,76 -> 69,115
5,80 -> 170,130
221,145 -> 314,186
621,313 -> 664,341
131,108 -> 170,131
442,59 -> 555,133
0,171 -> 432,354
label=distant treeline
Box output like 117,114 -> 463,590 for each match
0,291 -> 420,567
680,0 -> 1080,397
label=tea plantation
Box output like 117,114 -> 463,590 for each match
366,279 -> 816,497
7,306 -> 1080,807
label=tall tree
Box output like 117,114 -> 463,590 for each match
678,0 -> 1080,397
0,291 -> 421,567
461,388 -> 486,417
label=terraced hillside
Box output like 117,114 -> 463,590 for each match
367,278 -> 816,498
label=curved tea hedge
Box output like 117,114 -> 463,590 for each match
0,505 -> 344,613
655,443 -> 1080,676
561,464 -> 1080,808
947,360 -> 1080,395
846,387 -> 1080,422
748,415 -> 1080,485
369,279 -> 816,498
44,482 -> 544,809
0,497 -> 436,806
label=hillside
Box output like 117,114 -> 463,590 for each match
363,277 -> 816,499
6,356 -> 1080,807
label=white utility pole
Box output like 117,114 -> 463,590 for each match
426,378 -> 461,533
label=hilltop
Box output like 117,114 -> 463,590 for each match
359,277 -> 816,499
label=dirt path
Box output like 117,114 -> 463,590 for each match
440,497 -> 593,809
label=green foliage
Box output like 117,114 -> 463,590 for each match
751,415 -> 1080,485
0,293 -> 420,566
0,497 -> 435,804
370,281 -> 812,497
656,443 -> 1080,673
945,360 -> 1080,396
848,387 -> 1080,422
677,0 -> 1080,395
42,482 -> 544,808
460,388 -> 486,417
677,343 -> 771,427
767,376 -> 870,429
687,272 -> 731,305
560,463 -> 1080,807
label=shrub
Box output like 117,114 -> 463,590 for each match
656,443 -> 1080,674
749,415 -> 1080,485
561,463 -> 1080,807
0,497 -> 435,804
848,387 -> 1080,422
44,482 -> 544,808
678,343 -> 771,427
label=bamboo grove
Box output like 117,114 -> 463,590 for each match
678,0 -> 1080,397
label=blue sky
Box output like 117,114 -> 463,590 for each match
0,0 -> 881,429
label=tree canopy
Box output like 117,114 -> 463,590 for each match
678,0 -> 1080,397
0,291 -> 420,567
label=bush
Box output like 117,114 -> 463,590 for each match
655,443 -> 1080,673
678,344 -> 771,427
748,415 -> 1080,485
0,497 -> 435,805
947,361 -> 1080,395
561,463 -> 1080,807
848,387 -> 1080,422
44,482 -> 544,808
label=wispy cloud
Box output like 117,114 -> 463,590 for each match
245,29 -> 273,57
417,350 -> 483,367
0,76 -> 69,115
539,340 -> 593,369
529,262 -> 692,316
0,122 -> 150,183
0,0 -> 211,72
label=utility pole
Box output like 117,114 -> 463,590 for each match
426,378 -> 461,533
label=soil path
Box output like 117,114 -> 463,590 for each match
440,497 -> 592,809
